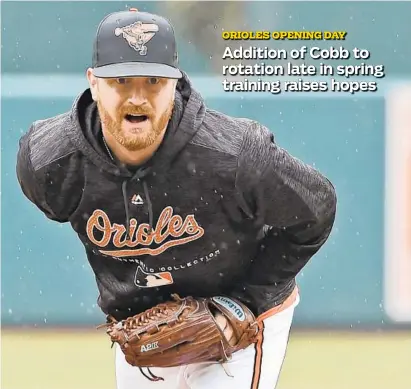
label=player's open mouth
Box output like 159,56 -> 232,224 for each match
125,114 -> 148,123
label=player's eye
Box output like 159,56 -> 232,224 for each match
147,77 -> 160,85
116,78 -> 127,84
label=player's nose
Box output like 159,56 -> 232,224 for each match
127,87 -> 148,106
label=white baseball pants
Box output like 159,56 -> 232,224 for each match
115,287 -> 299,389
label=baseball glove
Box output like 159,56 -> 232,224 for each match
98,294 -> 259,381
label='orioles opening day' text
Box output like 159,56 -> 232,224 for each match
221,30 -> 347,40
219,31 -> 386,95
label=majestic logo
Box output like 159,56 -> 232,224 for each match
114,21 -> 159,55
212,296 -> 245,321
131,194 -> 144,205
86,206 -> 204,257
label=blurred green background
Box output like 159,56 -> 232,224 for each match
1,1 -> 411,389
2,329 -> 410,389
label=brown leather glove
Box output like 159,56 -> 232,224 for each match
98,294 -> 259,381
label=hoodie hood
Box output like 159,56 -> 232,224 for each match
67,71 -> 206,178
66,71 -> 206,236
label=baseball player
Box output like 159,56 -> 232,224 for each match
16,8 -> 337,389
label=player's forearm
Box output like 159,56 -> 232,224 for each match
249,211 -> 335,285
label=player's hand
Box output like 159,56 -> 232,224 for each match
214,312 -> 237,346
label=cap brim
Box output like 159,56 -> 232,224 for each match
92,62 -> 182,79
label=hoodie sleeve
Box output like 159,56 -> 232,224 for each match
232,121 -> 337,313
16,127 -> 67,222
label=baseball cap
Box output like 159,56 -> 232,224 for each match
92,8 -> 182,79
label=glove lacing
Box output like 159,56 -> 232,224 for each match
139,367 -> 164,382
123,305 -> 170,331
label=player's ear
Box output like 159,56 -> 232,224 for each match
86,68 -> 99,101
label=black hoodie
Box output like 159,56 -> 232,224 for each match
16,72 -> 337,320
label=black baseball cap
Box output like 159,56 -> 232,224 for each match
92,8 -> 182,79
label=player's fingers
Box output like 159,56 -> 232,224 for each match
214,312 -> 228,331
214,313 -> 237,346
223,322 -> 235,342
